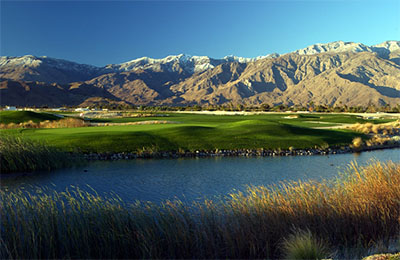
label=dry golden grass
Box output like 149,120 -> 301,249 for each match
1,161 -> 399,259
40,117 -> 87,128
352,137 -> 363,149
0,118 -> 88,129
124,112 -> 157,117
348,121 -> 400,135
363,253 -> 400,260
366,136 -> 393,147
92,120 -> 175,126
348,121 -> 400,147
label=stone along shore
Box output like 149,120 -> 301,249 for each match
83,143 -> 400,161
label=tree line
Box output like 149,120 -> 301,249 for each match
3,103 -> 400,113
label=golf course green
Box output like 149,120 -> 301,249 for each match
2,111 -> 393,153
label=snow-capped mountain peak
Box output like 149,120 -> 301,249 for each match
108,53 -> 279,74
107,53 -> 242,74
0,55 -> 100,72
223,55 -> 258,63
0,55 -> 43,67
294,41 -> 372,55
105,54 -> 193,72
372,40 -> 400,52
292,40 -> 400,56
1,40 -> 399,85
0,55 -> 103,84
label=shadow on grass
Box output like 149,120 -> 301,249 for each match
281,123 -> 363,145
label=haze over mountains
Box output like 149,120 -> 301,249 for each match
1,40 -> 399,107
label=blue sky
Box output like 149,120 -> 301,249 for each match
1,0 -> 399,66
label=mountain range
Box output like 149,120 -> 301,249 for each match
1,40 -> 399,107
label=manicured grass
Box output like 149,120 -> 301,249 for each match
3,121 -> 362,153
0,111 -> 60,124
91,112 -> 392,125
1,161 -> 399,259
1,112 -> 391,153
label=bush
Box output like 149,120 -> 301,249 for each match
352,137 -> 363,149
282,230 -> 331,260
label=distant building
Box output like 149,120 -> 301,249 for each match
4,106 -> 17,111
53,108 -> 67,111
74,107 -> 90,112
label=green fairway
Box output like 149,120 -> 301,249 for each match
0,112 -> 378,153
90,112 -> 392,125
0,111 -> 61,124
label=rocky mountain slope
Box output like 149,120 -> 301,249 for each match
167,51 -> 400,106
0,79 -> 124,107
0,55 -> 106,84
1,41 -> 399,107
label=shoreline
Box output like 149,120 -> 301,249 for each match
2,143 -> 398,176
82,143 -> 400,161
1,144 -> 399,177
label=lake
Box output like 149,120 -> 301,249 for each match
1,148 -> 399,203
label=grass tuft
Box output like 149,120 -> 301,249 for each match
352,136 -> 363,149
282,229 -> 332,259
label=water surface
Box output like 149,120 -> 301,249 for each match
1,149 -> 399,203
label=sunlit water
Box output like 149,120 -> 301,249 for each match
1,149 -> 399,203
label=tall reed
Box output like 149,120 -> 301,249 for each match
1,161 -> 399,259
0,135 -> 82,173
